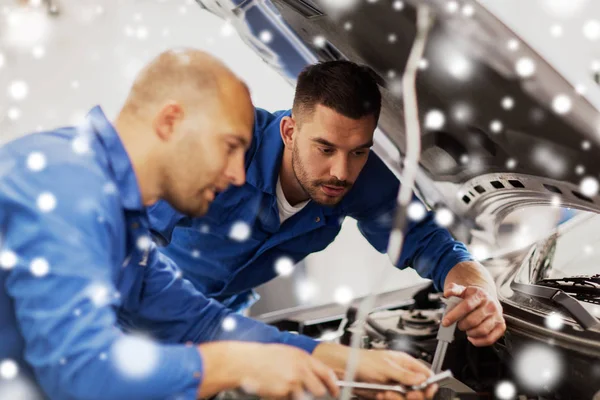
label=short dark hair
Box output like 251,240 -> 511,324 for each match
293,60 -> 382,125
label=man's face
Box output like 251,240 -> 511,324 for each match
292,104 -> 376,206
161,82 -> 253,217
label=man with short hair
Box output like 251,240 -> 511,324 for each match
0,50 -> 435,400
149,60 -> 506,348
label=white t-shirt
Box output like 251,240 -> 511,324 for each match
276,177 -> 309,224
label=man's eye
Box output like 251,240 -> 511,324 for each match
320,147 -> 334,154
352,151 -> 367,157
227,143 -> 237,154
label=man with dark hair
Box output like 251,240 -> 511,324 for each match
148,60 -> 506,348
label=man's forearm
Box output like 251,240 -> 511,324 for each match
443,261 -> 497,296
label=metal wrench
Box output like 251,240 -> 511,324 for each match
431,296 -> 462,373
336,370 -> 453,394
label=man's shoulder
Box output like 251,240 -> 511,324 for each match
253,107 -> 291,135
0,127 -> 110,198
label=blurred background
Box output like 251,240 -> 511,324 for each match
0,0 -> 598,316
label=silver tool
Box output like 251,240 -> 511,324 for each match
431,296 -> 462,373
336,369 -> 453,393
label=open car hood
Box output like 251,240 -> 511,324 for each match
196,0 -> 600,244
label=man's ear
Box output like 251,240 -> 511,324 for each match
280,116 -> 296,149
153,101 -> 184,142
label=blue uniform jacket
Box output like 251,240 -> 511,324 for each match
0,107 -> 317,400
148,108 -> 473,311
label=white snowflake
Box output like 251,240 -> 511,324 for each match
7,107 -> 21,121
462,4 -> 474,17
259,30 -> 273,43
72,135 -> 91,154
471,245 -> 489,261
583,19 -> 600,41
133,13 -> 142,22
136,26 -> 148,40
388,79 -> 403,97
86,282 -> 111,307
200,224 -> 210,234
532,146 -> 566,177
5,8 -> 49,49
407,202 -> 426,221
434,208 -> 454,227
30,258 -> 49,277
591,59 -> 600,72
191,250 -> 201,258
545,313 -> 564,330
0,359 -> 18,380
99,352 -> 107,361
0,52 -> 5,68
388,33 -> 397,43
334,286 -> 353,305
32,45 -> 45,59
495,381 -> 516,400
540,0 -> 588,18
222,316 -> 237,331
501,96 -> 514,110
162,28 -> 170,37
71,80 -> 80,89
275,256 -> 295,277
579,176 -> 599,197
447,55 -> 472,80
424,109 -> 445,130
460,154 -> 469,164
575,165 -> 585,175
136,236 -> 152,251
296,280 -> 317,303
515,57 -> 535,77
174,270 -> 183,279
320,0 -> 359,16
418,58 -> 429,70
26,152 -> 46,172
490,120 -> 503,133
103,182 -> 118,195
584,244 -> 593,254
229,221 -> 251,242
221,21 -> 234,37
8,80 -> 29,102
387,70 -> 396,79
393,1 -> 404,11
0,250 -> 17,270
582,140 -> 591,150
452,104 -> 471,123
507,39 -> 519,51
37,192 -> 56,212
344,22 -> 352,30
506,158 -> 517,169
446,1 -> 459,13
513,343 -> 563,391
59,358 -> 66,365
549,24 -> 563,37
74,308 -> 82,317
179,6 -> 187,14
124,25 -> 135,37
551,94 -> 572,114
313,36 -> 326,48
550,196 -> 561,207
111,335 -> 159,379
95,5 -> 104,15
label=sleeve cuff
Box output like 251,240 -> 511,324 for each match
158,343 -> 204,400
278,332 -> 320,354
434,249 -> 474,291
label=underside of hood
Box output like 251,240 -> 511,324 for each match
197,0 -> 600,244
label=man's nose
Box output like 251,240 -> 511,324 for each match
226,152 -> 246,186
329,154 -> 349,183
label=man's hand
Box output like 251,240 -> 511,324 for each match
314,343 -> 437,400
443,283 -> 506,346
198,342 -> 339,399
